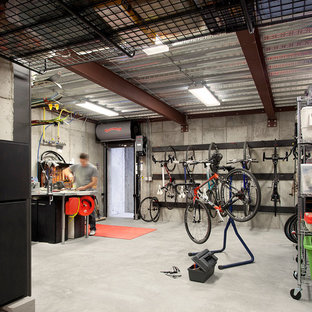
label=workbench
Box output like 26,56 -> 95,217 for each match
31,189 -> 98,244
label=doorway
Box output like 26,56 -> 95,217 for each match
107,147 -> 135,218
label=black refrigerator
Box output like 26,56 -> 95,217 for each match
0,64 -> 31,306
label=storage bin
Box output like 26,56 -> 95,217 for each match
301,107 -> 312,142
304,213 -> 312,232
300,164 -> 312,195
188,249 -> 218,283
303,236 -> 312,280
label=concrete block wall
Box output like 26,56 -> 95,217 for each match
0,59 -> 14,141
141,111 -> 296,229
31,109 -> 104,213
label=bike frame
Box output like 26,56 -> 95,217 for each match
193,171 -> 244,214
162,163 -> 173,188
193,173 -> 223,212
263,141 -> 287,216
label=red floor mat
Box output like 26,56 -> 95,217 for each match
93,224 -> 156,240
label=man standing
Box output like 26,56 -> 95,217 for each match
64,153 -> 98,236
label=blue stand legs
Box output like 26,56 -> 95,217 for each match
212,217 -> 254,270
188,217 -> 254,270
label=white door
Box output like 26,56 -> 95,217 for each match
107,147 -> 134,218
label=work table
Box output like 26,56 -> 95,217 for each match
31,189 -> 98,243
32,189 -> 98,197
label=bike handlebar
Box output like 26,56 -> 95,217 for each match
227,158 -> 258,164
152,155 -> 175,164
263,152 -> 288,162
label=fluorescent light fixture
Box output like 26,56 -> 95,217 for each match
121,108 -> 146,113
76,102 -> 119,117
143,44 -> 169,55
188,85 -> 220,106
143,35 -> 169,55
77,47 -> 109,55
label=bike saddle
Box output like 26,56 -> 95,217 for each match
209,152 -> 223,172
222,165 -> 235,172
209,152 -> 223,164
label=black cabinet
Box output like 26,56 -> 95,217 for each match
31,201 -> 38,242
73,215 -> 85,238
0,201 -> 29,305
0,63 -> 31,307
0,141 -> 29,202
31,198 -> 68,244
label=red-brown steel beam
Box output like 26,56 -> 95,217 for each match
66,62 -> 187,125
137,105 -> 296,123
236,28 -> 276,120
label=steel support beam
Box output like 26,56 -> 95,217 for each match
67,62 -> 187,125
236,28 -> 276,120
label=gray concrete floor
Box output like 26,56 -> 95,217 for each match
32,218 -> 311,312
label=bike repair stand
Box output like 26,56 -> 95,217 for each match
212,216 -> 254,269
189,217 -> 254,270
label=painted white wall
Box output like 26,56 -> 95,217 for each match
31,108 -> 104,213
0,59 -> 14,141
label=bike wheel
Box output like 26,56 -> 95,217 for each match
139,197 -> 160,222
164,183 -> 176,210
243,141 -> 251,170
186,145 -> 196,172
184,200 -> 211,244
284,214 -> 297,243
208,142 -> 218,159
165,146 -> 177,172
207,189 -> 218,218
221,168 -> 261,222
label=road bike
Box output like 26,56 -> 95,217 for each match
140,148 -> 199,222
139,147 -> 176,222
263,139 -> 288,216
184,152 -> 261,244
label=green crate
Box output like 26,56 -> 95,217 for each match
304,236 -> 312,280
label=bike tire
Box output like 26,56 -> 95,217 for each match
139,197 -> 160,222
184,200 -> 212,244
165,146 -> 177,172
289,215 -> 298,243
284,214 -> 297,244
186,145 -> 196,173
284,214 -> 293,241
243,141 -> 251,170
208,142 -> 218,159
207,189 -> 218,218
221,168 -> 261,222
164,183 -> 176,210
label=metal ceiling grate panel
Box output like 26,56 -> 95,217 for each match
0,0 -> 255,72
256,0 -> 312,26
0,0 -> 311,73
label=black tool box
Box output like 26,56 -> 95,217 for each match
188,249 -> 218,283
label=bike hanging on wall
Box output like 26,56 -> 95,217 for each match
184,151 -> 261,244
139,146 -> 177,222
227,141 -> 258,170
263,139 -> 288,216
174,146 -> 201,205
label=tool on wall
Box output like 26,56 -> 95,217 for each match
263,139 -> 289,216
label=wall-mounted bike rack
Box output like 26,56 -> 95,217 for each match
152,139 -> 293,152
152,173 -> 294,181
158,202 -> 295,214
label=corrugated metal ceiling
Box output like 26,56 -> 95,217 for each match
32,17 -> 312,121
